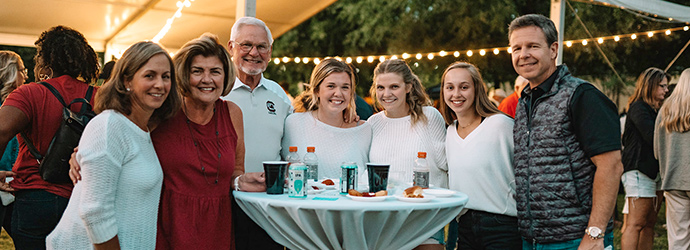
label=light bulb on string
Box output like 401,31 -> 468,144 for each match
379,56 -> 385,62
598,38 -> 604,44
647,32 -> 653,37
346,57 -> 352,63
416,53 -> 422,60
479,50 -> 486,56
582,40 -> 588,46
314,58 -> 321,65
273,58 -> 280,64
356,57 -> 363,63
493,48 -> 499,55
566,41 -> 573,47
439,51 -> 447,57
367,56 -> 374,63
427,53 -> 434,60
666,30 -> 671,35
466,50 -> 473,57
614,36 -> 620,42
402,53 -> 410,59
303,58 -> 309,64
454,51 -> 460,57
631,34 -> 637,40
282,57 -> 289,63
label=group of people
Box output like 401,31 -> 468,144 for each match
0,12 -> 687,250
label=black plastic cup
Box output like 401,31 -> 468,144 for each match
367,163 -> 390,193
263,161 -> 288,194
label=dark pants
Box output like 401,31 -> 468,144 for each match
11,189 -> 68,250
231,194 -> 284,250
457,209 -> 521,250
0,203 -> 13,237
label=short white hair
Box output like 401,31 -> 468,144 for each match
230,17 -> 273,45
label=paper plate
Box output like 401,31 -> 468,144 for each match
423,189 -> 456,197
394,194 -> 436,203
346,194 -> 387,202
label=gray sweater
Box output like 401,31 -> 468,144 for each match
654,115 -> 690,191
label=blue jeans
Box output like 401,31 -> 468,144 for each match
11,189 -> 68,250
521,233 -> 614,250
457,209 -> 521,250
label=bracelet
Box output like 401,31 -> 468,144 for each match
234,175 -> 242,191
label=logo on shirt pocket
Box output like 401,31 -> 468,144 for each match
266,101 -> 276,115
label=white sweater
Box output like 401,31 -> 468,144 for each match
446,114 -> 517,216
281,111 -> 372,180
368,106 -> 448,188
47,110 -> 163,249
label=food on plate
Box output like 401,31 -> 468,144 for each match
311,185 -> 321,190
403,186 -> 424,198
322,179 -> 335,186
348,189 -> 388,197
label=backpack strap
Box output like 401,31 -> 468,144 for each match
38,81 -> 67,107
21,82 -> 94,164
20,132 -> 43,164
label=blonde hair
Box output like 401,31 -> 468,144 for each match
439,61 -> 503,125
293,58 -> 357,122
658,68 -> 690,133
371,59 -> 432,125
0,51 -> 24,101
627,67 -> 669,110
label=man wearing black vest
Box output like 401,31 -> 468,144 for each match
509,14 -> 623,250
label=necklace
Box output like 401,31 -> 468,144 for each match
184,103 -> 221,185
458,116 -> 480,129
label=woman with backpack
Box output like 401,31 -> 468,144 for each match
0,26 -> 99,249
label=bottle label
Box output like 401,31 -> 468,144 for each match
413,171 -> 429,188
289,165 -> 308,198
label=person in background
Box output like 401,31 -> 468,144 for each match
489,88 -> 506,107
220,16 -> 292,250
283,58 -> 371,179
355,94 -> 374,120
620,67 -> 669,250
96,60 -> 116,86
0,26 -> 99,249
368,59 -> 447,250
654,68 -> 690,250
509,14 -> 622,249
439,61 -> 520,249
47,40 -> 180,250
0,50 -> 28,238
498,75 -> 528,118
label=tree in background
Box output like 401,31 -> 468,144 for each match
266,0 -> 690,111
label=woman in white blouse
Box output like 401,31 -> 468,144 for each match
368,59 -> 447,250
439,61 -> 520,249
282,58 -> 371,180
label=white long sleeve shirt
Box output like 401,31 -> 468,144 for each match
47,110 -> 163,249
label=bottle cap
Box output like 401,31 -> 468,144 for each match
307,146 -> 315,152
417,152 -> 427,158
289,146 -> 298,152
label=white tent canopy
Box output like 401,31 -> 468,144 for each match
0,0 -> 336,59
584,0 -> 690,23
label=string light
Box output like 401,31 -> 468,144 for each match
152,0 -> 194,43
272,26 -> 688,64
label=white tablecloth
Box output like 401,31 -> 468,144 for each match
233,189 -> 468,250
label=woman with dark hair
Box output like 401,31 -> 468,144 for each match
283,58 -> 371,179
0,26 -> 99,249
620,67 -> 669,250
47,40 -> 180,250
440,62 -> 520,249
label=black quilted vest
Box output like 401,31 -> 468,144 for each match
513,66 -> 595,243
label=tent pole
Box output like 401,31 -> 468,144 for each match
550,0 -> 566,66
236,0 -> 257,19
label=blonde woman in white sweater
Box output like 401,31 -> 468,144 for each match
368,59 -> 447,250
439,61 -> 519,249
282,58 -> 371,179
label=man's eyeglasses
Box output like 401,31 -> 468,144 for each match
232,41 -> 269,54
19,68 -> 28,76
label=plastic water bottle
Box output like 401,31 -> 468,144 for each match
286,146 -> 301,166
413,152 -> 429,188
303,146 -> 319,181
285,146 -> 301,182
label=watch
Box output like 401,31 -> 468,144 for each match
585,226 -> 604,240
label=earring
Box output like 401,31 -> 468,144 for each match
38,74 -> 51,81
126,88 -> 131,92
